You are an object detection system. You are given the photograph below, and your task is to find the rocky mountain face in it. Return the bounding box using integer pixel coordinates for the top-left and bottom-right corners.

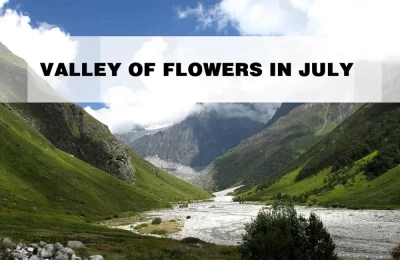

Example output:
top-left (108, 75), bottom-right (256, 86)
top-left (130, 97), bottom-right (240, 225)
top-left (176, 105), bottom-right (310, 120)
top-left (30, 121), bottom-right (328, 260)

top-left (120, 104), bottom-right (270, 180)
top-left (264, 103), bottom-right (303, 128)
top-left (196, 103), bottom-right (358, 191)
top-left (115, 126), bottom-right (162, 144)
top-left (11, 103), bottom-right (137, 184)
top-left (0, 42), bottom-right (136, 184)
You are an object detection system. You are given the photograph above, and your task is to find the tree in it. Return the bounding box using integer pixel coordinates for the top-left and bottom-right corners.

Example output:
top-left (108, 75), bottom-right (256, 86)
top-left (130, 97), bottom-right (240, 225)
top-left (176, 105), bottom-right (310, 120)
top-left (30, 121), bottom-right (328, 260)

top-left (392, 243), bottom-right (400, 260)
top-left (306, 212), bottom-right (337, 260)
top-left (240, 203), bottom-right (337, 260)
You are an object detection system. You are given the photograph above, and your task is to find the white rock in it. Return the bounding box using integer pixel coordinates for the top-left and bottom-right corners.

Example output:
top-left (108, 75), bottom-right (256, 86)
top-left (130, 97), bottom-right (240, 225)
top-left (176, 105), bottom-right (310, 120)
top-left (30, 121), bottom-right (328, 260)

top-left (66, 241), bottom-right (85, 249)
top-left (0, 237), bottom-right (14, 250)
top-left (41, 244), bottom-right (54, 258)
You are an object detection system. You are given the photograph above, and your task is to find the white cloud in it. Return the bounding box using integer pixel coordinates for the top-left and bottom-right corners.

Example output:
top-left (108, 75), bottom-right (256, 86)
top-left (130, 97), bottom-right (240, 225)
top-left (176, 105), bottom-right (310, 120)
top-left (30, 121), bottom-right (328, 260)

top-left (84, 37), bottom-right (203, 133)
top-left (177, 0), bottom-right (400, 38)
top-left (0, 5), bottom-right (78, 91)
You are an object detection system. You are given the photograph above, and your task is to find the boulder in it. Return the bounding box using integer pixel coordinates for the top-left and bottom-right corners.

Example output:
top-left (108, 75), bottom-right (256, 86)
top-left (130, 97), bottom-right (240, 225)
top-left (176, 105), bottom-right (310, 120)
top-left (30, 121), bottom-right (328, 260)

top-left (54, 248), bottom-right (73, 260)
top-left (28, 244), bottom-right (38, 249)
top-left (88, 255), bottom-right (104, 260)
top-left (71, 254), bottom-right (81, 260)
top-left (29, 256), bottom-right (39, 260)
top-left (39, 241), bottom-right (47, 247)
top-left (40, 244), bottom-right (54, 258)
top-left (16, 243), bottom-right (23, 250)
top-left (0, 237), bottom-right (14, 250)
top-left (54, 242), bottom-right (64, 251)
top-left (9, 250), bottom-right (25, 259)
top-left (66, 241), bottom-right (85, 249)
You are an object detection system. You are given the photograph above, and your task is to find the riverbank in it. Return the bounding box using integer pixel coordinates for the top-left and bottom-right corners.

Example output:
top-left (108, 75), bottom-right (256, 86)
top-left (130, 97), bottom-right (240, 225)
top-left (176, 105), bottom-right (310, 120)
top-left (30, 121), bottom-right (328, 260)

top-left (115, 187), bottom-right (400, 259)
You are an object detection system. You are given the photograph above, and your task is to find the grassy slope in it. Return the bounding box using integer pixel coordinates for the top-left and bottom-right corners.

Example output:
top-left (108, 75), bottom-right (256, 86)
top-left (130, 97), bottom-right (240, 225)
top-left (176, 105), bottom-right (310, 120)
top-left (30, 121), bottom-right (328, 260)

top-left (207, 104), bottom-right (356, 191)
top-left (238, 152), bottom-right (400, 209)
top-left (0, 104), bottom-right (211, 220)
top-left (236, 104), bottom-right (400, 209)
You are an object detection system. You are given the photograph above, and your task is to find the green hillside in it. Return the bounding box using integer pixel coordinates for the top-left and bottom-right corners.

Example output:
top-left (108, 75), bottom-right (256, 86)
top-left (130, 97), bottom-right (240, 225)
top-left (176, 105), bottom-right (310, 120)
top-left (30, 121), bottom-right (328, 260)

top-left (237, 104), bottom-right (400, 209)
top-left (0, 104), bottom-right (211, 219)
top-left (198, 103), bottom-right (356, 191)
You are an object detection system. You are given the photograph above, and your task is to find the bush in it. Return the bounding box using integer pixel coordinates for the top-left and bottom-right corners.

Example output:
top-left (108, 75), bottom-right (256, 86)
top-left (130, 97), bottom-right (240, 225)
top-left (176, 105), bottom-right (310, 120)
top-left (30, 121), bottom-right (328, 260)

top-left (240, 203), bottom-right (337, 260)
top-left (134, 223), bottom-right (148, 229)
top-left (392, 243), bottom-right (400, 260)
top-left (151, 229), bottom-right (167, 235)
top-left (151, 217), bottom-right (162, 225)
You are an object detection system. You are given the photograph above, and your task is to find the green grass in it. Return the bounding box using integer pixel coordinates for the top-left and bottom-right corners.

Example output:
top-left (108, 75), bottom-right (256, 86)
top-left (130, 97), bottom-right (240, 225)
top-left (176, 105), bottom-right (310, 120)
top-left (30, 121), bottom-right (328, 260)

top-left (315, 164), bottom-right (400, 209)
top-left (0, 104), bottom-right (211, 220)
top-left (238, 152), bottom-right (400, 209)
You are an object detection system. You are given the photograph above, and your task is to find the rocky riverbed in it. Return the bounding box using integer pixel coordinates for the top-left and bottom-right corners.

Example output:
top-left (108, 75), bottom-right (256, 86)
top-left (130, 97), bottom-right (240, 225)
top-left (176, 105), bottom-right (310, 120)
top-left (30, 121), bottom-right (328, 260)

top-left (117, 186), bottom-right (400, 259)
top-left (0, 238), bottom-right (102, 260)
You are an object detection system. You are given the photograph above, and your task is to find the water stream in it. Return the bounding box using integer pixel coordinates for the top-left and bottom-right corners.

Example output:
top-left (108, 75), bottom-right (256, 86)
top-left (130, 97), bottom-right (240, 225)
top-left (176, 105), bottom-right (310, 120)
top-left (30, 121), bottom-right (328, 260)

top-left (123, 186), bottom-right (400, 258)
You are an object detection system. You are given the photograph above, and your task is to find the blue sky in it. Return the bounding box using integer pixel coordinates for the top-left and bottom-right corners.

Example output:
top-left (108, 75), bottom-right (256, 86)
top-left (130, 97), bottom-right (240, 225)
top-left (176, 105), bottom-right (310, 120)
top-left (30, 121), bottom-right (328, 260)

top-left (6, 0), bottom-right (236, 36)
top-left (5, 0), bottom-right (238, 111)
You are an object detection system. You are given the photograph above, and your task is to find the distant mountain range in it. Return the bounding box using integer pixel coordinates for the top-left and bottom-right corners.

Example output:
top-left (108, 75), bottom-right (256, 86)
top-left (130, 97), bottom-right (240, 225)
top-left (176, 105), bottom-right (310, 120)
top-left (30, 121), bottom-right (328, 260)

top-left (117, 103), bottom-right (276, 180)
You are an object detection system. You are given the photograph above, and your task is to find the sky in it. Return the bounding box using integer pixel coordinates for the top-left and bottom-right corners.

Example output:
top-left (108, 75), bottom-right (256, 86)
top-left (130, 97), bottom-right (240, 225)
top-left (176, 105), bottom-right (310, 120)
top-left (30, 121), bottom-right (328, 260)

top-left (1, 0), bottom-right (400, 133)
top-left (1, 0), bottom-right (235, 36)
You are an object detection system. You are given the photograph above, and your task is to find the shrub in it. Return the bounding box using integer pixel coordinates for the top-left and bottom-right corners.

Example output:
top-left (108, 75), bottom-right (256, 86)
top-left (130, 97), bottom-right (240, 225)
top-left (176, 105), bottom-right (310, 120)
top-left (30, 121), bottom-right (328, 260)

top-left (150, 229), bottom-right (167, 235)
top-left (151, 217), bottom-right (162, 225)
top-left (134, 223), bottom-right (149, 229)
top-left (392, 243), bottom-right (400, 260)
top-left (240, 203), bottom-right (337, 260)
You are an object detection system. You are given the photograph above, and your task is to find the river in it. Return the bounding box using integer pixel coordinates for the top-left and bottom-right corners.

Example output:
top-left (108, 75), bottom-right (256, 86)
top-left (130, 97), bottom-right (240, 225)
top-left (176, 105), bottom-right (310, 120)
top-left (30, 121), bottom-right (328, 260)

top-left (124, 186), bottom-right (400, 259)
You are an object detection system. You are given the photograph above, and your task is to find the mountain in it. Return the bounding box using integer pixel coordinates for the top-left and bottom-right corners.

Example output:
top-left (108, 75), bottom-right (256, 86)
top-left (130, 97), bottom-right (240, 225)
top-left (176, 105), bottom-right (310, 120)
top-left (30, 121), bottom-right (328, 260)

top-left (120, 104), bottom-right (270, 180)
top-left (196, 103), bottom-right (358, 191)
top-left (115, 125), bottom-right (163, 144)
top-left (0, 42), bottom-right (211, 219)
top-left (236, 103), bottom-right (400, 209)
top-left (264, 103), bottom-right (303, 128)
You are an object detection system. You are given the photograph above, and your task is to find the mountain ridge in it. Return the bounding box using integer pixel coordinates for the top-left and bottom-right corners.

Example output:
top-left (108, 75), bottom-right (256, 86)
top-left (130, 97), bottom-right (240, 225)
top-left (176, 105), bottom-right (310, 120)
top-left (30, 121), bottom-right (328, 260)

top-left (195, 103), bottom-right (357, 191)
top-left (120, 104), bottom-right (270, 180)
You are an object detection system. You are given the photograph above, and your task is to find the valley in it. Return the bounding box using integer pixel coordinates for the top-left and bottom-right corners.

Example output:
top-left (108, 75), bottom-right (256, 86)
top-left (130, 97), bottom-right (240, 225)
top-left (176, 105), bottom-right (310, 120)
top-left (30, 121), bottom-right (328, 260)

top-left (0, 39), bottom-right (399, 260)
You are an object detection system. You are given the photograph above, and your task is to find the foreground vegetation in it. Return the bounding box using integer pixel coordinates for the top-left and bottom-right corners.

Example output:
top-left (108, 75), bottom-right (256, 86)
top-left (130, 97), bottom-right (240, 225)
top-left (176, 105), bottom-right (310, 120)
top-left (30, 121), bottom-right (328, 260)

top-left (240, 203), bottom-right (337, 260)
